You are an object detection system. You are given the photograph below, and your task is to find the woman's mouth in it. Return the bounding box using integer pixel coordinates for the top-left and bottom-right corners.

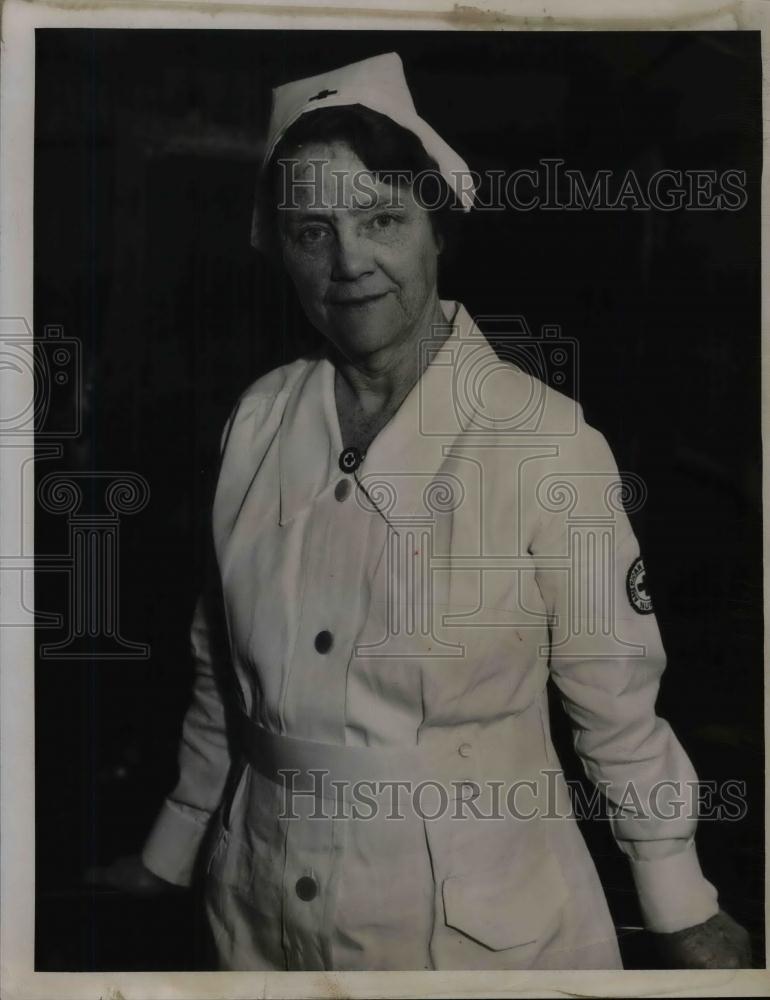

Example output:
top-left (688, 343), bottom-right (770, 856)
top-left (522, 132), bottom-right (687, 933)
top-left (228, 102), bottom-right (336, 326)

top-left (328, 291), bottom-right (389, 307)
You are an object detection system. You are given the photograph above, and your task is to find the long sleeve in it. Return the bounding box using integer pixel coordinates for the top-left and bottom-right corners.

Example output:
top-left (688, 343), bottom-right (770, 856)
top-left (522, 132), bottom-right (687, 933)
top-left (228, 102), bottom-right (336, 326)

top-left (529, 407), bottom-right (719, 933)
top-left (141, 592), bottom-right (233, 887)
top-left (141, 407), bottom-right (242, 887)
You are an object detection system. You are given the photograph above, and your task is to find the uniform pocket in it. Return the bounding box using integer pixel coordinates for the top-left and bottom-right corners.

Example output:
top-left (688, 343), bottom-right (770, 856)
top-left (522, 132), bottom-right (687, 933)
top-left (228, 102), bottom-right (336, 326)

top-left (206, 758), bottom-right (250, 877)
top-left (441, 849), bottom-right (570, 951)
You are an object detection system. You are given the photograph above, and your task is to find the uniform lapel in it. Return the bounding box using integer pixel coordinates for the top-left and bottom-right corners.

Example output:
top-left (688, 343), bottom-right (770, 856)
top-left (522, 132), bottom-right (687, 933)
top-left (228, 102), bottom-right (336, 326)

top-left (278, 355), bottom-right (343, 526)
top-left (351, 301), bottom-right (500, 659)
top-left (277, 301), bottom-right (502, 526)
top-left (356, 301), bottom-right (497, 523)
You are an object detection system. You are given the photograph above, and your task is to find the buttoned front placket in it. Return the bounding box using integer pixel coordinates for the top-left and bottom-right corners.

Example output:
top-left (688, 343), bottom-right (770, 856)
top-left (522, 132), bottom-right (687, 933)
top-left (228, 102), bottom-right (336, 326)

top-left (277, 440), bottom-right (382, 967)
top-left (272, 303), bottom-right (480, 968)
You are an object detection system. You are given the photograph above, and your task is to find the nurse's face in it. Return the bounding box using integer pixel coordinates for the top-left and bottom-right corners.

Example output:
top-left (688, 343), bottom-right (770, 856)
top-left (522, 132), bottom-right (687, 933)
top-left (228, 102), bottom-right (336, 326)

top-left (276, 141), bottom-right (443, 361)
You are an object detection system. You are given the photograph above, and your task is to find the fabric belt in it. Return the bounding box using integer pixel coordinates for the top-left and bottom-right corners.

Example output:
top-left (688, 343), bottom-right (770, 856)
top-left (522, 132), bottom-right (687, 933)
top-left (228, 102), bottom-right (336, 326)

top-left (234, 696), bottom-right (552, 802)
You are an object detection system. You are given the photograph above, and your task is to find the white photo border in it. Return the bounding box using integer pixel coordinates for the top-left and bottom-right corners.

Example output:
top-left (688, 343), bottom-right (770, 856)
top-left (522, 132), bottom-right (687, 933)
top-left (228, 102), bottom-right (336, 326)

top-left (1, 1), bottom-right (767, 997)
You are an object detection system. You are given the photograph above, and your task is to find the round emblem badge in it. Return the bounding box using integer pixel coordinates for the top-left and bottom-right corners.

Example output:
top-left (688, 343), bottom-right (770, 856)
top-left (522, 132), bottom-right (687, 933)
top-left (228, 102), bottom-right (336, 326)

top-left (339, 446), bottom-right (364, 474)
top-left (626, 556), bottom-right (654, 615)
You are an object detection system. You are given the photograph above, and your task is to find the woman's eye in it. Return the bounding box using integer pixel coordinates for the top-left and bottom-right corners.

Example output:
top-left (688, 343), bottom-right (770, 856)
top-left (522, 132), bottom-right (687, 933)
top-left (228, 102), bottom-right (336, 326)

top-left (298, 226), bottom-right (330, 247)
top-left (371, 213), bottom-right (396, 231)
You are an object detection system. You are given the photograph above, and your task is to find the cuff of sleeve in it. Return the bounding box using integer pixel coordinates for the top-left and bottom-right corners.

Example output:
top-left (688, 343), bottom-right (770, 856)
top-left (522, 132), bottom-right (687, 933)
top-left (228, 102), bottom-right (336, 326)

top-left (141, 799), bottom-right (212, 888)
top-left (628, 839), bottom-right (720, 933)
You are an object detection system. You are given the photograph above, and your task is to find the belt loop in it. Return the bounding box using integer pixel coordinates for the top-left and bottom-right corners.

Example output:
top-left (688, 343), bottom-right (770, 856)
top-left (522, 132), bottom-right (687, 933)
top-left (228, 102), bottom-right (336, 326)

top-left (222, 753), bottom-right (249, 832)
top-left (537, 687), bottom-right (555, 767)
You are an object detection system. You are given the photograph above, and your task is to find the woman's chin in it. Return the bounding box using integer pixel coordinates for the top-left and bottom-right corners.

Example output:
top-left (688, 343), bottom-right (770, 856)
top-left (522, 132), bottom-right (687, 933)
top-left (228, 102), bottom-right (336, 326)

top-left (326, 318), bottom-right (402, 360)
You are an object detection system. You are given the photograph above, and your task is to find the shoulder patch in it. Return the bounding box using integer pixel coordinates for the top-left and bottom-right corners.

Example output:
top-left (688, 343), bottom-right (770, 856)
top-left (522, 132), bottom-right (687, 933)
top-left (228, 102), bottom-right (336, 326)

top-left (626, 556), bottom-right (654, 615)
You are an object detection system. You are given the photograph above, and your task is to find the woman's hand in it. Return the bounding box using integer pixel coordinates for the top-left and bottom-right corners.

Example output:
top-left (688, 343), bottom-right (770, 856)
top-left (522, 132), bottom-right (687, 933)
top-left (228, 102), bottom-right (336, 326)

top-left (85, 854), bottom-right (181, 896)
top-left (655, 909), bottom-right (752, 968)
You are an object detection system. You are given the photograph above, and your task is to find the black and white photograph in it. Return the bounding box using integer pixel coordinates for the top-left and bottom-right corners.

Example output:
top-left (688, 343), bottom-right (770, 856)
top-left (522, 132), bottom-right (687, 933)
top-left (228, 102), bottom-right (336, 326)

top-left (0, 3), bottom-right (766, 997)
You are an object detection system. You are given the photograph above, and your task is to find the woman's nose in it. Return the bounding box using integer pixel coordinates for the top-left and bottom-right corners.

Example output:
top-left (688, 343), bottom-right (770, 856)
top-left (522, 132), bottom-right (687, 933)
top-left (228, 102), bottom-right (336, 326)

top-left (330, 229), bottom-right (374, 282)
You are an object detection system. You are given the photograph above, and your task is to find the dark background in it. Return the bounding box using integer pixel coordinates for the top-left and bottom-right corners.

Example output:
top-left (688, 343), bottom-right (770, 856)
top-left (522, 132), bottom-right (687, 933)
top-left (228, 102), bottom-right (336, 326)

top-left (34, 29), bottom-right (763, 970)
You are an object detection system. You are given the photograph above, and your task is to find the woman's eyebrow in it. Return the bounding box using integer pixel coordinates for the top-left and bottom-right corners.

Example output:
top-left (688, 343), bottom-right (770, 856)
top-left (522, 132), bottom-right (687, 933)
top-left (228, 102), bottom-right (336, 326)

top-left (349, 198), bottom-right (408, 214)
top-left (286, 201), bottom-right (408, 222)
top-left (286, 209), bottom-right (336, 224)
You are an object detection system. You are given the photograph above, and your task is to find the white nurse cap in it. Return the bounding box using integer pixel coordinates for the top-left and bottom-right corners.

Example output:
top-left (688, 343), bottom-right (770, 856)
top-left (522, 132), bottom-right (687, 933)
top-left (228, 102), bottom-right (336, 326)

top-left (251, 51), bottom-right (475, 248)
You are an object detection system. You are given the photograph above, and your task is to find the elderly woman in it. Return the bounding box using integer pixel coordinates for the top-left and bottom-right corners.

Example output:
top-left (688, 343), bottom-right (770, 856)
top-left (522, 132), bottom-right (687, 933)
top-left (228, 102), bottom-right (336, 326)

top-left (132, 53), bottom-right (749, 971)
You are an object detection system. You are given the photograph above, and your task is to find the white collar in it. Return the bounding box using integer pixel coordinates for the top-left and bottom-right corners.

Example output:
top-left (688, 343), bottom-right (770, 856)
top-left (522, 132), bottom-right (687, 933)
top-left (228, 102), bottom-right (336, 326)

top-left (277, 300), bottom-right (500, 525)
